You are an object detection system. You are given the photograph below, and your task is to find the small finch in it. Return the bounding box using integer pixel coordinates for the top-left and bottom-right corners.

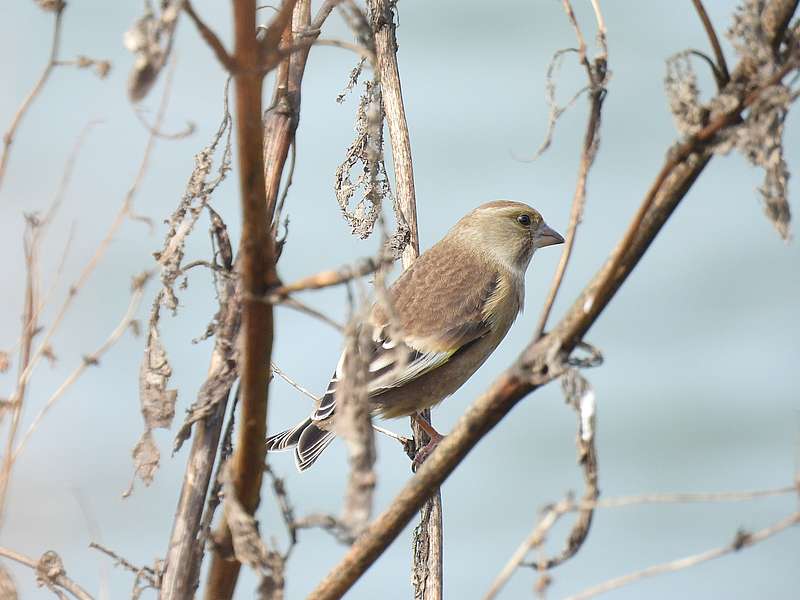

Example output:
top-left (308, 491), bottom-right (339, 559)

top-left (267, 200), bottom-right (564, 471)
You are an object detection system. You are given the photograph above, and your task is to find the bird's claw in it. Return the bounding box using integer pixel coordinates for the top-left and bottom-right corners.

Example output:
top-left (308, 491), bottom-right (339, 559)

top-left (411, 434), bottom-right (444, 472)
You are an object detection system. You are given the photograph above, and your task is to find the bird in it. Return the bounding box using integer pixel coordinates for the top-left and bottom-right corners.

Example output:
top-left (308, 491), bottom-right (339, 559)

top-left (267, 200), bottom-right (564, 471)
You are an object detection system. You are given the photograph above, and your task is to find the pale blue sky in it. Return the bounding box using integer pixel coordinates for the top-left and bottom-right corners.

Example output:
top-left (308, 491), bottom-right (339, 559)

top-left (1, 1), bottom-right (798, 598)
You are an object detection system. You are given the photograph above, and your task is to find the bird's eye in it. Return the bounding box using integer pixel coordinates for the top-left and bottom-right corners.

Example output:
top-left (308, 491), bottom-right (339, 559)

top-left (516, 214), bottom-right (531, 227)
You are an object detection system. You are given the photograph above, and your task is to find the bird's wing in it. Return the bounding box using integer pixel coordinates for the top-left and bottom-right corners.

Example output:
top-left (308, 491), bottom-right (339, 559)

top-left (310, 247), bottom-right (501, 421)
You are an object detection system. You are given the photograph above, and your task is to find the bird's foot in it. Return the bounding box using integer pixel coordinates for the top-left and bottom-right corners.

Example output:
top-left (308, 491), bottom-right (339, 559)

top-left (411, 432), bottom-right (444, 472)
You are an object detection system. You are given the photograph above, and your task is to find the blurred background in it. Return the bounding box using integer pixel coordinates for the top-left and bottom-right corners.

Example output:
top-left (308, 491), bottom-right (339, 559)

top-left (1, 1), bottom-right (798, 598)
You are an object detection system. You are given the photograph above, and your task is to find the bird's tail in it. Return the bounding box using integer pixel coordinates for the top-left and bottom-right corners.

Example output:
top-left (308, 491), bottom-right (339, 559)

top-left (266, 417), bottom-right (336, 472)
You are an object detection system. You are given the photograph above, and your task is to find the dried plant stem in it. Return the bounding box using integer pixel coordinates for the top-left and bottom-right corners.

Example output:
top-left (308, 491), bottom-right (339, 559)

top-left (0, 3), bottom-right (65, 191)
top-left (0, 59), bottom-right (171, 520)
top-left (307, 3), bottom-right (799, 597)
top-left (535, 0), bottom-right (607, 340)
top-left (0, 546), bottom-right (94, 600)
top-left (203, 1), bottom-right (279, 597)
top-left (366, 0), bottom-right (441, 596)
top-left (691, 0), bottom-right (730, 86)
top-left (13, 273), bottom-right (150, 461)
top-left (484, 497), bottom-right (572, 600)
top-left (565, 512), bottom-right (800, 600)
top-left (270, 255), bottom-right (386, 297)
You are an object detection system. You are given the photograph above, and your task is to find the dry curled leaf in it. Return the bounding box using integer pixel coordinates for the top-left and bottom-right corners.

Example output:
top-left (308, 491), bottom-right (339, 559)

top-left (664, 0), bottom-right (796, 239)
top-left (132, 430), bottom-right (160, 487)
top-left (140, 322), bottom-right (177, 430)
top-left (0, 350), bottom-right (10, 373)
top-left (124, 1), bottom-right (182, 102)
top-left (335, 79), bottom-right (392, 239)
top-left (221, 465), bottom-right (286, 598)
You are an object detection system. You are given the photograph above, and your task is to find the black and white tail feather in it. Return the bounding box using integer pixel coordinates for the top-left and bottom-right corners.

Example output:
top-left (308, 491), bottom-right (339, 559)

top-left (266, 322), bottom-right (458, 472)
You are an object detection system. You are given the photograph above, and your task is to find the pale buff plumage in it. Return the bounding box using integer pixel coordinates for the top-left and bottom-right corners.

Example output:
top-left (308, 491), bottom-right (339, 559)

top-left (267, 200), bottom-right (564, 471)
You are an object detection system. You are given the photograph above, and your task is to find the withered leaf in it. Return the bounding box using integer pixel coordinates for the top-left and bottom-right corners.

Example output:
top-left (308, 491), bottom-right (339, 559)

top-left (132, 430), bottom-right (160, 487)
top-left (139, 323), bottom-right (177, 430)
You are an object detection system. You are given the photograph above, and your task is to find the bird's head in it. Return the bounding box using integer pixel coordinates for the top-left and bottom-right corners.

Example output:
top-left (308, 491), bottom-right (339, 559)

top-left (450, 200), bottom-right (564, 273)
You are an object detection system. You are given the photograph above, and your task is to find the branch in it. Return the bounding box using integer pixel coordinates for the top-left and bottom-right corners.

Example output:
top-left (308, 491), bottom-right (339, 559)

top-left (484, 368), bottom-right (599, 600)
top-left (13, 272), bottom-right (152, 461)
top-left (0, 546), bottom-right (93, 600)
top-left (306, 2), bottom-right (800, 597)
top-left (183, 0), bottom-right (236, 72)
top-left (565, 512), bottom-right (800, 600)
top-left (691, 0), bottom-right (730, 87)
top-left (269, 255), bottom-right (387, 297)
top-left (535, 0), bottom-right (608, 340)
top-left (0, 3), bottom-right (65, 191)
top-left (203, 0), bottom-right (275, 597)
top-left (365, 0), bottom-right (440, 595)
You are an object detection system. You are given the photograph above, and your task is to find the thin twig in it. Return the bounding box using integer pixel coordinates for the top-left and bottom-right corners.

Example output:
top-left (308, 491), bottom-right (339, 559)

top-left (535, 0), bottom-right (607, 340)
top-left (88, 542), bottom-right (159, 590)
top-left (565, 512), bottom-right (800, 600)
top-left (691, 0), bottom-right (730, 87)
top-left (276, 296), bottom-right (345, 331)
top-left (13, 272), bottom-right (152, 461)
top-left (0, 546), bottom-right (94, 600)
top-left (184, 0), bottom-right (236, 71)
top-left (271, 362), bottom-right (319, 401)
top-left (0, 3), bottom-right (65, 191)
top-left (0, 59), bottom-right (173, 517)
top-left (314, 38), bottom-right (376, 63)
top-left (269, 255), bottom-right (387, 297)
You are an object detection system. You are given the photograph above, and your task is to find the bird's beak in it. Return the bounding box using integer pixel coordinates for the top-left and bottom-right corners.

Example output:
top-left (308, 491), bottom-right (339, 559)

top-left (537, 222), bottom-right (565, 248)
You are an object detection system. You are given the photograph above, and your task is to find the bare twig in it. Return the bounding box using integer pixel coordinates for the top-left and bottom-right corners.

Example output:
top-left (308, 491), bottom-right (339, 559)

top-left (277, 296), bottom-right (345, 331)
top-left (184, 0), bottom-right (236, 71)
top-left (203, 1), bottom-right (299, 597)
top-left (364, 0), bottom-right (439, 595)
top-left (484, 369), bottom-right (599, 600)
top-left (0, 59), bottom-right (173, 517)
top-left (535, 0), bottom-right (608, 340)
top-left (0, 3), bottom-right (65, 191)
top-left (89, 542), bottom-right (160, 598)
top-left (13, 272), bottom-right (151, 461)
top-left (691, 0), bottom-right (730, 87)
top-left (0, 546), bottom-right (94, 600)
top-left (587, 485), bottom-right (799, 509)
top-left (269, 255), bottom-right (387, 297)
top-left (314, 37), bottom-right (376, 63)
top-left (306, 3), bottom-right (799, 597)
top-left (270, 362), bottom-right (319, 401)
top-left (565, 512), bottom-right (800, 600)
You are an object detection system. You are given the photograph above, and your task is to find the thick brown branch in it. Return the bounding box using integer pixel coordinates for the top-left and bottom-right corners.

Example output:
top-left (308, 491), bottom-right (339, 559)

top-left (203, 0), bottom-right (275, 598)
top-left (307, 3), bottom-right (799, 597)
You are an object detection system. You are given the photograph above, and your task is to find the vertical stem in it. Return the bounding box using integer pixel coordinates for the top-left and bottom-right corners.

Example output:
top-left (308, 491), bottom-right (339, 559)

top-left (204, 0), bottom-right (275, 597)
top-left (368, 1), bottom-right (442, 598)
